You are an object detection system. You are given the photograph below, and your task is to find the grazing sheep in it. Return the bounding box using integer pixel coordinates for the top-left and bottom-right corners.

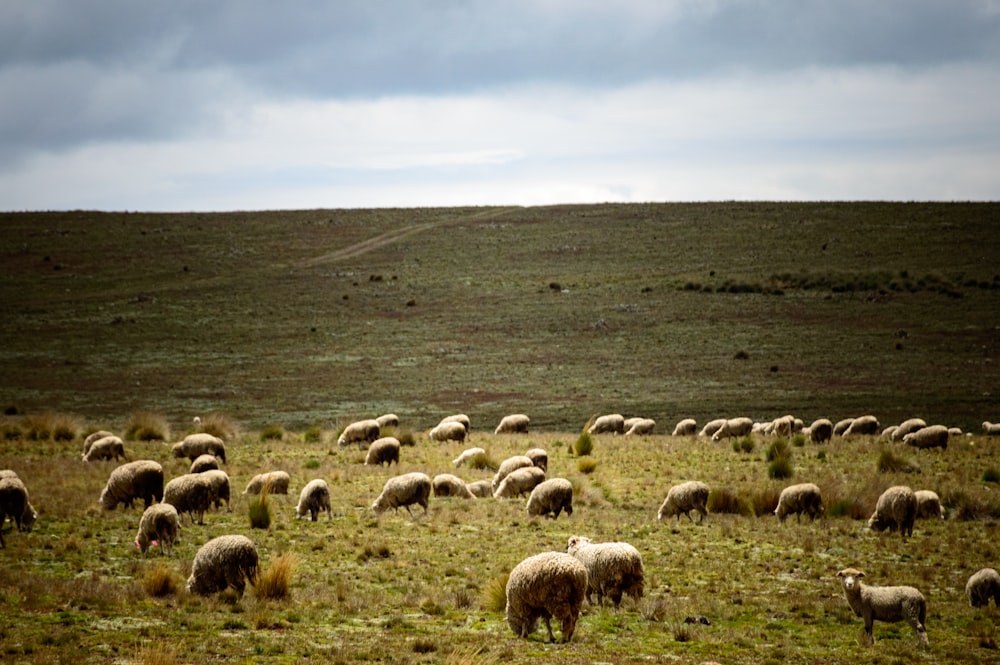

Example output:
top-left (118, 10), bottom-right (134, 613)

top-left (492, 455), bottom-right (535, 493)
top-left (774, 483), bottom-right (824, 523)
top-left (966, 568), bottom-right (1000, 608)
top-left (452, 447), bottom-right (489, 469)
top-left (804, 418), bottom-right (833, 444)
top-left (201, 469), bottom-right (231, 511)
top-left (81, 435), bottom-right (127, 462)
top-left (243, 470), bottom-right (290, 495)
top-left (566, 536), bottom-right (644, 607)
top-left (771, 415), bottom-right (796, 437)
top-left (698, 418), bottom-right (727, 438)
top-left (82, 430), bottom-right (115, 457)
top-left (914, 490), bottom-right (944, 519)
top-left (0, 469), bottom-right (17, 480)
top-left (0, 477), bottom-right (38, 548)
top-left (428, 420), bottom-right (467, 443)
top-left (983, 421), bottom-right (1000, 436)
top-left (433, 473), bottom-right (475, 498)
top-left (375, 413), bottom-right (399, 429)
top-left (657, 481), bottom-right (710, 523)
top-left (903, 424), bottom-right (949, 450)
top-left (99, 460), bottom-right (164, 511)
top-left (494, 466), bottom-right (546, 499)
top-left (466, 479), bottom-right (493, 498)
top-left (440, 413), bottom-right (471, 432)
top-left (364, 437), bottom-right (400, 467)
top-left (868, 486), bottom-right (917, 538)
top-left (163, 473), bottom-right (214, 525)
top-left (588, 414), bottom-right (625, 435)
top-left (948, 426), bottom-right (963, 437)
top-left (880, 425), bottom-right (898, 441)
top-left (836, 567), bottom-right (928, 646)
top-left (892, 418), bottom-right (927, 442)
top-left (296, 478), bottom-right (332, 521)
top-left (625, 418), bottom-right (656, 437)
top-left (337, 419), bottom-right (381, 448)
top-left (134, 503), bottom-right (180, 556)
top-left (843, 415), bottom-right (880, 437)
top-left (672, 418), bottom-right (697, 436)
top-left (372, 472), bottom-right (431, 515)
top-left (712, 417), bottom-right (754, 442)
top-left (527, 478), bottom-right (574, 519)
top-left (505, 551), bottom-right (588, 643)
top-left (525, 448), bottom-right (548, 472)
top-left (186, 534), bottom-right (260, 597)
top-left (172, 433), bottom-right (226, 463)
top-left (189, 454), bottom-right (220, 474)
top-left (495, 414), bottom-right (530, 434)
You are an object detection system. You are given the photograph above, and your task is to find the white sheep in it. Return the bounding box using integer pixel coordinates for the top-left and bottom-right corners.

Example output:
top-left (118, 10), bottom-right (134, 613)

top-left (505, 551), bottom-right (589, 643)
top-left (243, 470), bottom-right (291, 495)
top-left (432, 473), bottom-right (475, 498)
top-left (296, 478), bottom-right (332, 521)
top-left (495, 414), bottom-right (530, 434)
top-left (440, 413), bottom-right (471, 431)
top-left (172, 433), bottom-right (226, 463)
top-left (371, 472), bottom-right (431, 516)
top-left (82, 435), bottom-right (127, 463)
top-left (903, 424), bottom-right (949, 450)
top-left (493, 466), bottom-right (546, 499)
top-left (868, 485), bottom-right (917, 538)
top-left (491, 455), bottom-right (534, 493)
top-left (833, 417), bottom-right (855, 436)
top-left (804, 418), bottom-right (833, 444)
top-left (892, 418), bottom-right (927, 442)
top-left (566, 536), bottom-right (644, 607)
top-left (201, 469), bottom-right (231, 511)
top-left (134, 503), bottom-right (180, 556)
top-left (526, 478), bottom-right (574, 519)
top-left (843, 415), bottom-right (880, 437)
top-left (375, 413), bottom-right (399, 429)
top-left (186, 534), bottom-right (260, 597)
top-left (364, 437), bottom-right (400, 467)
top-left (836, 567), bottom-right (928, 646)
top-left (983, 421), bottom-right (1000, 436)
top-left (774, 483), bottom-right (824, 523)
top-left (337, 419), bottom-right (381, 448)
top-left (466, 480), bottom-right (493, 498)
top-left (770, 414), bottom-right (796, 437)
top-left (99, 460), bottom-right (164, 511)
top-left (428, 420), bottom-right (467, 443)
top-left (880, 425), bottom-right (898, 441)
top-left (588, 414), bottom-right (625, 435)
top-left (913, 490), bottom-right (944, 520)
top-left (189, 454), bottom-right (220, 474)
top-left (525, 448), bottom-right (548, 472)
top-left (82, 430), bottom-right (115, 457)
top-left (163, 473), bottom-right (214, 525)
top-left (712, 417), bottom-right (753, 442)
top-left (0, 476), bottom-right (38, 548)
top-left (966, 568), bottom-right (1000, 608)
top-left (452, 447), bottom-right (489, 469)
top-left (698, 418), bottom-right (726, 438)
top-left (657, 481), bottom-right (710, 523)
top-left (624, 418), bottom-right (656, 437)
top-left (671, 418), bottom-right (697, 436)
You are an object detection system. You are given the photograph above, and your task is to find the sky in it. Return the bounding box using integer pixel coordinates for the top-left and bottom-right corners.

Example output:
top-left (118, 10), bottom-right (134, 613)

top-left (2, 0), bottom-right (999, 211)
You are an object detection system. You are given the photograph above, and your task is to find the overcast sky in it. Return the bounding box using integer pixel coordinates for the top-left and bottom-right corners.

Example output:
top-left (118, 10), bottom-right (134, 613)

top-left (2, 0), bottom-right (999, 211)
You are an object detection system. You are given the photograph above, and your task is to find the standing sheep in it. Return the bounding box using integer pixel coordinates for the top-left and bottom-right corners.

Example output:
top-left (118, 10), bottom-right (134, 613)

top-left (672, 418), bottom-right (697, 436)
top-left (0, 476), bottom-right (38, 548)
top-left (493, 466), bottom-right (546, 499)
top-left (505, 551), bottom-right (589, 643)
top-left (566, 536), bottom-right (644, 607)
top-left (588, 414), bottom-right (625, 435)
top-left (868, 486), bottom-right (917, 538)
top-left (201, 469), bottom-right (231, 511)
top-left (134, 503), bottom-right (180, 556)
top-left (364, 437), bottom-right (401, 467)
top-left (495, 414), bottom-right (530, 434)
top-left (296, 478), bottom-right (332, 521)
top-left (525, 448), bottom-right (548, 472)
top-left (428, 420), bottom-right (467, 443)
top-left (452, 447), bottom-right (489, 469)
top-left (966, 568), bottom-right (1000, 608)
top-left (657, 481), bottom-right (710, 523)
top-left (983, 421), bottom-right (1000, 436)
top-left (712, 417), bottom-right (754, 442)
top-left (624, 418), bottom-right (656, 437)
top-left (186, 534), bottom-right (260, 597)
top-left (371, 472), bottom-right (432, 516)
top-left (82, 435), bottom-right (127, 462)
top-left (914, 490), bottom-right (944, 520)
top-left (804, 418), bottom-right (833, 444)
top-left (492, 455), bottom-right (534, 493)
top-left (337, 419), bottom-right (381, 447)
top-left (163, 473), bottom-right (214, 525)
top-left (466, 480), bottom-right (493, 498)
top-left (432, 473), bottom-right (475, 498)
top-left (189, 454), bottom-right (220, 474)
top-left (774, 483), bottom-right (824, 523)
top-left (172, 433), bottom-right (227, 463)
top-left (843, 415), bottom-right (880, 437)
top-left (99, 460), bottom-right (164, 511)
top-left (243, 470), bottom-right (291, 495)
top-left (82, 430), bottom-right (115, 457)
top-left (375, 413), bottom-right (399, 429)
top-left (527, 478), bottom-right (574, 519)
top-left (836, 567), bottom-right (928, 646)
top-left (903, 425), bottom-right (949, 450)
top-left (439, 413), bottom-right (471, 432)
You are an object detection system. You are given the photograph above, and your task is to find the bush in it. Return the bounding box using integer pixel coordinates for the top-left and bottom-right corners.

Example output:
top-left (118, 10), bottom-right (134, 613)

top-left (260, 425), bottom-right (284, 442)
top-left (255, 552), bottom-right (296, 600)
top-left (303, 425), bottom-right (322, 444)
top-left (574, 431), bottom-right (594, 457)
top-left (733, 436), bottom-right (754, 454)
top-left (768, 457), bottom-right (794, 480)
top-left (124, 411), bottom-right (170, 442)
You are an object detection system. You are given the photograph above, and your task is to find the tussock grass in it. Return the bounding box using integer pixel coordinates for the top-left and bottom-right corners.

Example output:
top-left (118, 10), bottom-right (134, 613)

top-left (255, 552), bottom-right (297, 600)
top-left (574, 431), bottom-right (594, 456)
top-left (259, 424), bottom-right (285, 442)
top-left (143, 563), bottom-right (179, 597)
top-left (21, 411), bottom-right (81, 441)
top-left (124, 411), bottom-right (170, 442)
top-left (195, 412), bottom-right (239, 440)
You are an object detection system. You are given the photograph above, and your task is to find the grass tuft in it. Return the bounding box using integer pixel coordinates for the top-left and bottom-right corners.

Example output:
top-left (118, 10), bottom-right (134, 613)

top-left (877, 449), bottom-right (919, 474)
top-left (983, 468), bottom-right (1000, 483)
top-left (577, 456), bottom-right (598, 474)
top-left (574, 431), bottom-right (594, 456)
top-left (259, 424), bottom-right (285, 442)
top-left (22, 411), bottom-right (82, 441)
top-left (480, 573), bottom-right (508, 613)
top-left (255, 552), bottom-right (296, 600)
top-left (196, 412), bottom-right (239, 440)
top-left (708, 488), bottom-right (751, 516)
top-left (125, 411), bottom-right (170, 441)
top-left (143, 563), bottom-right (178, 597)
top-left (248, 486), bottom-right (272, 529)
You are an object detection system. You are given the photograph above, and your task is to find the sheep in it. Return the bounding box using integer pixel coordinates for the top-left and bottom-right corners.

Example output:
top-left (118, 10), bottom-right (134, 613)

top-left (82, 435), bottom-right (127, 463)
top-left (99, 460), bottom-right (164, 511)
top-left (492, 455), bottom-right (534, 493)
top-left (843, 415), bottom-right (880, 437)
top-left (337, 419), bottom-right (380, 447)
top-left (657, 481), bottom-right (710, 523)
top-left (983, 421), bottom-right (1000, 436)
top-left (903, 424), bottom-right (949, 450)
top-left (624, 418), bottom-right (656, 437)
top-left (966, 568), bottom-right (1000, 608)
top-left (172, 433), bottom-right (226, 463)
top-left (364, 437), bottom-right (400, 467)
top-left (525, 448), bottom-right (548, 472)
top-left (774, 483), bottom-right (824, 523)
top-left (836, 567), bottom-right (928, 646)
top-left (243, 470), bottom-right (290, 495)
top-left (440, 413), bottom-right (471, 432)
top-left (186, 534), bottom-right (260, 597)
top-left (495, 414), bottom-right (530, 434)
top-left (201, 469), bottom-right (231, 511)
top-left (868, 485), bottom-right (917, 538)
top-left (913, 490), bottom-right (944, 519)
top-left (712, 417), bottom-right (753, 442)
top-left (163, 473), bottom-right (214, 525)
top-left (505, 551), bottom-right (588, 643)
top-left (566, 536), bottom-right (644, 607)
top-left (375, 413), bottom-right (399, 429)
top-left (494, 466), bottom-right (546, 499)
top-left (372, 472), bottom-right (431, 515)
top-left (526, 478), bottom-right (574, 519)
top-left (428, 420), bottom-right (467, 443)
top-left (880, 425), bottom-right (898, 441)
top-left (698, 418), bottom-right (727, 438)
top-left (948, 426), bottom-right (963, 437)
top-left (466, 479), bottom-right (493, 498)
top-left (134, 503), bottom-right (180, 556)
top-left (0, 476), bottom-right (38, 548)
top-left (803, 418), bottom-right (833, 444)
top-left (588, 414), bottom-right (624, 435)
top-left (771, 415), bottom-right (796, 438)
top-left (432, 473), bottom-right (475, 498)
top-left (453, 447), bottom-right (489, 469)
top-left (189, 454), bottom-right (220, 474)
top-left (82, 430), bottom-right (115, 457)
top-left (892, 418), bottom-right (927, 442)
top-left (296, 478), bottom-right (332, 521)
top-left (672, 418), bottom-right (697, 436)
top-left (0, 469), bottom-right (18, 480)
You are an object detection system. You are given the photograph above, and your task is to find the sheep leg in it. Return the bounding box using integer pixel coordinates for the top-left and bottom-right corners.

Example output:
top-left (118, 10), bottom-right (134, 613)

top-left (542, 616), bottom-right (556, 643)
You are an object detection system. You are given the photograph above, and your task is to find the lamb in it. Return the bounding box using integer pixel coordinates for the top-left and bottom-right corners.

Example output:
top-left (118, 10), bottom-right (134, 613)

top-left (371, 472), bottom-right (431, 515)
top-left (526, 478), bottom-right (574, 518)
top-left (243, 470), bottom-right (290, 495)
top-left (495, 414), bottom-right (530, 434)
top-left (712, 417), bottom-right (754, 442)
top-left (698, 418), bottom-right (726, 438)
top-left (892, 418), bottom-right (927, 442)
top-left (364, 437), bottom-right (400, 467)
top-left (836, 567), bottom-right (928, 646)
top-left (868, 485), bottom-right (917, 538)
top-left (672, 418), bottom-right (697, 436)
top-left (296, 478), bottom-right (332, 521)
top-left (843, 415), bottom-right (880, 437)
top-left (82, 430), bottom-right (115, 457)
top-left (588, 414), bottom-right (625, 435)
top-left (440, 413), bottom-right (471, 432)
top-left (163, 473), bottom-right (214, 525)
top-left (337, 419), bottom-right (381, 447)
top-left (966, 568), bottom-right (1000, 608)
top-left (903, 424), bottom-right (949, 450)
top-left (453, 447), bottom-right (489, 469)
top-left (428, 420), bottom-right (467, 443)
top-left (186, 534), bottom-right (260, 597)
top-left (466, 480), bottom-right (493, 498)
top-left (493, 466), bottom-right (546, 499)
top-left (491, 455), bottom-right (535, 493)
top-left (525, 448), bottom-right (548, 472)
top-left (505, 551), bottom-right (588, 643)
top-left (82, 435), bottom-right (127, 462)
top-left (200, 469), bottom-right (231, 511)
top-left (134, 503), bottom-right (180, 556)
top-left (432, 473), bottom-right (475, 498)
top-left (804, 418), bottom-right (833, 444)
top-left (774, 483), bottom-right (824, 523)
top-left (657, 481), bottom-right (710, 523)
top-left (375, 413), bottom-right (399, 429)
top-left (189, 454), bottom-right (220, 474)
top-left (0, 476), bottom-right (38, 548)
top-left (99, 460), bottom-right (164, 510)
top-left (913, 490), bottom-right (944, 520)
top-left (983, 421), bottom-right (1000, 436)
top-left (624, 418), bottom-right (656, 437)
top-left (172, 433), bottom-right (227, 463)
top-left (566, 536), bottom-right (644, 607)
